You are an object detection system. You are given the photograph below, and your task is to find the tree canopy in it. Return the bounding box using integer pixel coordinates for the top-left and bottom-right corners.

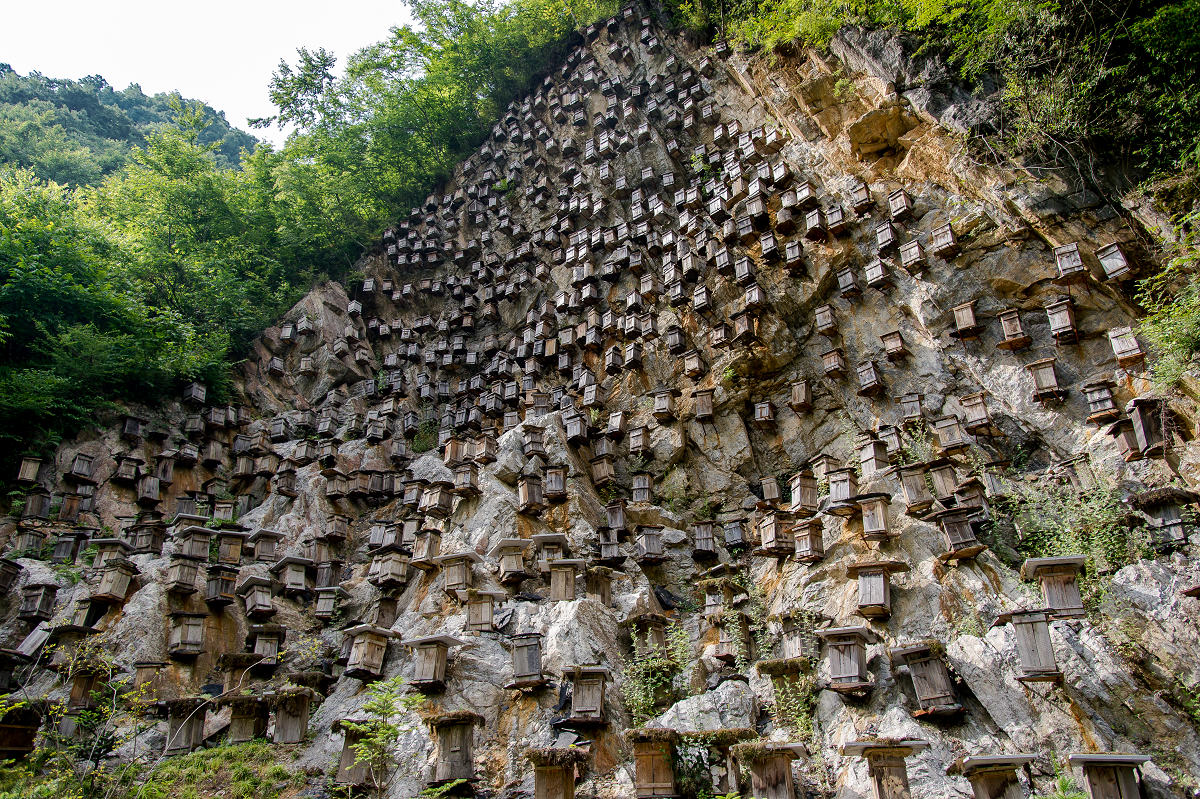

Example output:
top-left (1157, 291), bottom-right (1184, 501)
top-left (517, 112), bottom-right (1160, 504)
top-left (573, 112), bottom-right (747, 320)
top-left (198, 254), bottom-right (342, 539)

top-left (0, 64), bottom-right (257, 186)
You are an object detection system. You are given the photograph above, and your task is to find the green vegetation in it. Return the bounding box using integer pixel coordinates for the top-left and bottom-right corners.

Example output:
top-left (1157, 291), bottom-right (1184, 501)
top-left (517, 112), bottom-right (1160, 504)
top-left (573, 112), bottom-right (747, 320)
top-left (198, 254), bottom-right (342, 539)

top-left (896, 422), bottom-right (934, 466)
top-left (337, 676), bottom-right (424, 797)
top-left (769, 672), bottom-right (818, 738)
top-left (672, 0), bottom-right (1200, 177)
top-left (412, 419), bottom-right (440, 453)
top-left (620, 621), bottom-right (692, 724)
top-left (1177, 677), bottom-right (1200, 728)
top-left (0, 740), bottom-right (303, 799)
top-left (0, 629), bottom-right (307, 799)
top-left (672, 736), bottom-right (745, 799)
top-left (251, 0), bottom-right (619, 251)
top-left (0, 65), bottom-right (255, 186)
top-left (729, 569), bottom-right (771, 672)
top-left (694, 499), bottom-right (719, 520)
top-left (417, 779), bottom-right (472, 799)
top-left (1002, 474), bottom-right (1143, 605)
top-left (1031, 769), bottom-right (1088, 799)
top-left (0, 114), bottom-right (306, 471)
top-left (1139, 209), bottom-right (1200, 386)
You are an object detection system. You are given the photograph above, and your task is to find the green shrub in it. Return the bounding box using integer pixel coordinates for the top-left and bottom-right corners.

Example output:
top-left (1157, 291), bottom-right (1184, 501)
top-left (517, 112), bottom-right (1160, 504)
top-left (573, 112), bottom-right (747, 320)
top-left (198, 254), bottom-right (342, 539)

top-left (620, 622), bottom-right (692, 725)
top-left (412, 419), bottom-right (440, 453)
top-left (1002, 474), bottom-right (1143, 605)
top-left (1139, 209), bottom-right (1200, 386)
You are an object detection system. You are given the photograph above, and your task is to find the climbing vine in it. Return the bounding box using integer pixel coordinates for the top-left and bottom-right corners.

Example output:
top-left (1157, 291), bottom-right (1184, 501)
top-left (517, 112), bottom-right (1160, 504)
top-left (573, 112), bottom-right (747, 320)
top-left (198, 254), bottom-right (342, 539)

top-left (766, 672), bottom-right (833, 793)
top-left (769, 673), bottom-right (817, 739)
top-left (1000, 474), bottom-right (1145, 605)
top-left (673, 735), bottom-right (716, 799)
top-left (668, 622), bottom-right (693, 672)
top-left (729, 570), bottom-right (771, 673)
top-left (621, 622), bottom-right (692, 725)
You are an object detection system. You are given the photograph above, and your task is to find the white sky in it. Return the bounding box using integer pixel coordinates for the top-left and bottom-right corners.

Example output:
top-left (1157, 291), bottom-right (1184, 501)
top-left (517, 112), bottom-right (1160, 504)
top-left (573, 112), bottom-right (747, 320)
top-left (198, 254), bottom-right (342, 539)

top-left (1, 0), bottom-right (415, 148)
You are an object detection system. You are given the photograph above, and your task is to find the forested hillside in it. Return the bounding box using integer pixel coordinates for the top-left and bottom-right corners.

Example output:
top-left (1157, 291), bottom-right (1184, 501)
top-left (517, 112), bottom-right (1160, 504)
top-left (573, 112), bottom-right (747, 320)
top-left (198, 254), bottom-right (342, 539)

top-left (2, 0), bottom-right (1200, 487)
top-left (0, 65), bottom-right (257, 186)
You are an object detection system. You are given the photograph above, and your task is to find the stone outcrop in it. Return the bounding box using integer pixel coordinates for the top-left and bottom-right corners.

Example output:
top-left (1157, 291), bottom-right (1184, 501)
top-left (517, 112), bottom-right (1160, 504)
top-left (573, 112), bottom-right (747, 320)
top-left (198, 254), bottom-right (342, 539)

top-left (3, 6), bottom-right (1199, 799)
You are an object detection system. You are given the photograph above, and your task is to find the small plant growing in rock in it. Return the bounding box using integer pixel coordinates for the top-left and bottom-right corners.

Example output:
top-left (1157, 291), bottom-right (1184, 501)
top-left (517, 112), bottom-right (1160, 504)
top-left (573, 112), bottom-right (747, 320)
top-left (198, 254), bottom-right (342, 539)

top-left (280, 633), bottom-right (324, 669)
top-left (598, 480), bottom-right (624, 504)
top-left (689, 150), bottom-right (713, 176)
top-left (412, 419), bottom-right (439, 453)
top-left (1175, 678), bottom-right (1200, 727)
top-left (341, 675), bottom-right (424, 798)
top-left (51, 561), bottom-right (83, 586)
top-left (415, 778), bottom-right (470, 799)
top-left (1031, 772), bottom-right (1088, 799)
top-left (833, 76), bottom-right (857, 102)
top-left (896, 423), bottom-right (934, 465)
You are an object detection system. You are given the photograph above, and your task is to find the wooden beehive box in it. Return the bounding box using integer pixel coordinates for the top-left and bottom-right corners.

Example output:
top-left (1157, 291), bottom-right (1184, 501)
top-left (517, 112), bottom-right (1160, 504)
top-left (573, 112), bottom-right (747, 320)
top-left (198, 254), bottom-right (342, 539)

top-left (840, 740), bottom-right (929, 799)
top-left (408, 635), bottom-right (465, 692)
top-left (429, 712), bottom-right (484, 785)
top-left (1066, 754), bottom-right (1150, 799)
top-left (889, 642), bottom-right (963, 718)
top-left (563, 665), bottom-right (611, 726)
top-left (993, 609), bottom-right (1060, 683)
top-left (344, 623), bottom-right (399, 681)
top-left (1020, 556), bottom-right (1086, 618)
top-left (731, 741), bottom-right (808, 799)
top-left (627, 728), bottom-right (680, 798)
top-left (947, 754), bottom-right (1037, 799)
top-left (816, 626), bottom-right (877, 695)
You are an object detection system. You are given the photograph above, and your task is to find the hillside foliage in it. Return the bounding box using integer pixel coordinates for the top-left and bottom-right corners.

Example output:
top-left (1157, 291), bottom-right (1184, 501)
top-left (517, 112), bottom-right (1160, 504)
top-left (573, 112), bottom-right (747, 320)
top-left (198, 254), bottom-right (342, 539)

top-left (0, 65), bottom-right (255, 186)
top-left (0, 739), bottom-right (302, 799)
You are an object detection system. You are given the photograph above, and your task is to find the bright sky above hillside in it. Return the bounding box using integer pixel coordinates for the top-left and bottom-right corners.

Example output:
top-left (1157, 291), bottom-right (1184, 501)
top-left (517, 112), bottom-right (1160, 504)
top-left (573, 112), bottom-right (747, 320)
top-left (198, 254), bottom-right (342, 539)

top-left (1, 0), bottom-right (413, 147)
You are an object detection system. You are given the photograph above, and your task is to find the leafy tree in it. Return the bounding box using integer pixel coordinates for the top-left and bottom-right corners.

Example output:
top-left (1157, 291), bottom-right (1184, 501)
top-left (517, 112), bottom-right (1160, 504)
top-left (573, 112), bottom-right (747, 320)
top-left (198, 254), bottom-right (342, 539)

top-left (252, 47), bottom-right (339, 131)
top-left (89, 101), bottom-right (300, 351)
top-left (338, 676), bottom-right (424, 797)
top-left (0, 167), bottom-right (161, 457)
top-left (0, 102), bottom-right (290, 471)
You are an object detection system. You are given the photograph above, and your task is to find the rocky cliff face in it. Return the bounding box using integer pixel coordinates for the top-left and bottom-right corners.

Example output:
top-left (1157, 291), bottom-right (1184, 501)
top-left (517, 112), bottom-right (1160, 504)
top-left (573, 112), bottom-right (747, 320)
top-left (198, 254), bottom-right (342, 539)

top-left (5, 8), bottom-right (1200, 799)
